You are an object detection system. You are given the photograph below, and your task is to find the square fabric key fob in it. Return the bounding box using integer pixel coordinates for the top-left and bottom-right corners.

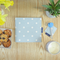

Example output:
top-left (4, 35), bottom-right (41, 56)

top-left (45, 26), bottom-right (57, 36)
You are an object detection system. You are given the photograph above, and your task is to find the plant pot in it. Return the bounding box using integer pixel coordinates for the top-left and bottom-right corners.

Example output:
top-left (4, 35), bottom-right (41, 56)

top-left (0, 8), bottom-right (4, 15)
top-left (46, 11), bottom-right (55, 18)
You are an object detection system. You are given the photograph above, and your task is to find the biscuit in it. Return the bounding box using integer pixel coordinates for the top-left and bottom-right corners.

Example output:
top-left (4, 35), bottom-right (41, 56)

top-left (0, 34), bottom-right (8, 42)
top-left (2, 39), bottom-right (11, 48)
top-left (0, 30), bottom-right (3, 36)
top-left (3, 29), bottom-right (12, 38)
top-left (0, 42), bottom-right (2, 45)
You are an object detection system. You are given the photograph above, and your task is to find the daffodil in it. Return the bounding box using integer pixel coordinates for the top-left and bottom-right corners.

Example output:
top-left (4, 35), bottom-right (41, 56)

top-left (0, 0), bottom-right (14, 11)
top-left (0, 0), bottom-right (5, 1)
top-left (0, 11), bottom-right (8, 25)
top-left (4, 1), bottom-right (14, 11)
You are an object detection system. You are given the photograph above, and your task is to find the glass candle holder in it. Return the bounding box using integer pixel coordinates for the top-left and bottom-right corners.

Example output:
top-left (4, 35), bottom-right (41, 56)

top-left (0, 8), bottom-right (4, 15)
top-left (46, 41), bottom-right (60, 55)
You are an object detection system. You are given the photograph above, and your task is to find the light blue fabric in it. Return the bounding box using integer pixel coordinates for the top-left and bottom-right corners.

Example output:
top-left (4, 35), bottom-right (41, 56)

top-left (45, 26), bottom-right (57, 35)
top-left (15, 18), bottom-right (42, 42)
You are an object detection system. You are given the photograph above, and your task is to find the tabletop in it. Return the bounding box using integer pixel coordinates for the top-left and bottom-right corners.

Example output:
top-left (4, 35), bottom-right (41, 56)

top-left (0, 0), bottom-right (60, 60)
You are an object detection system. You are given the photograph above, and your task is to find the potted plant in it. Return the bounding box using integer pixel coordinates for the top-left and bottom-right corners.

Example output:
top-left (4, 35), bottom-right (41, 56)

top-left (43, 0), bottom-right (60, 18)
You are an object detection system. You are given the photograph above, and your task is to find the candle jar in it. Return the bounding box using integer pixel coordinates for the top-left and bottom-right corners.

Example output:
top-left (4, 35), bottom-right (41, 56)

top-left (0, 8), bottom-right (4, 15)
top-left (46, 41), bottom-right (60, 55)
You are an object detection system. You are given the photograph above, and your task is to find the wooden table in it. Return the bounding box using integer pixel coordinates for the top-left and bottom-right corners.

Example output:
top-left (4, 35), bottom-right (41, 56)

top-left (0, 0), bottom-right (60, 60)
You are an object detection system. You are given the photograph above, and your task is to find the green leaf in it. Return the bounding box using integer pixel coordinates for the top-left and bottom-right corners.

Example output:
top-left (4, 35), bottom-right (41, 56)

top-left (55, 0), bottom-right (60, 7)
top-left (58, 13), bottom-right (60, 15)
top-left (55, 5), bottom-right (60, 10)
top-left (49, 0), bottom-right (54, 6)
top-left (55, 4), bottom-right (60, 7)
top-left (42, 5), bottom-right (52, 9)
top-left (49, 3), bottom-right (52, 6)
top-left (45, 9), bottom-right (49, 11)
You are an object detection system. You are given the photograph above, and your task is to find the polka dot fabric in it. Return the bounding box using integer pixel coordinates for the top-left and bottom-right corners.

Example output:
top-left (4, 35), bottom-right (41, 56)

top-left (15, 18), bottom-right (42, 42)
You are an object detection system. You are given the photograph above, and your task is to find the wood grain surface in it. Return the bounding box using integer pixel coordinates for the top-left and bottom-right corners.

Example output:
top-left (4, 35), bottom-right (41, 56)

top-left (0, 0), bottom-right (60, 60)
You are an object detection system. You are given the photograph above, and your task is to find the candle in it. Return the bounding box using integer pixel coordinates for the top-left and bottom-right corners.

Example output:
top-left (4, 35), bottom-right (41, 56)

top-left (46, 41), bottom-right (60, 54)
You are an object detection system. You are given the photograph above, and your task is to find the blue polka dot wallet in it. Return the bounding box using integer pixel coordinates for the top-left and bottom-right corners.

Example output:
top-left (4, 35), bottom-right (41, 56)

top-left (15, 18), bottom-right (42, 42)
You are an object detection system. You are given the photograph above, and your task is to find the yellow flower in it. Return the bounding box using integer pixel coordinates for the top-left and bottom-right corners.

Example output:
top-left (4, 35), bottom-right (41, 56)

top-left (4, 1), bottom-right (14, 11)
top-left (0, 0), bottom-right (6, 4)
top-left (0, 0), bottom-right (14, 11)
top-left (0, 11), bottom-right (8, 25)
top-left (0, 0), bottom-right (5, 1)
top-left (0, 18), bottom-right (5, 25)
